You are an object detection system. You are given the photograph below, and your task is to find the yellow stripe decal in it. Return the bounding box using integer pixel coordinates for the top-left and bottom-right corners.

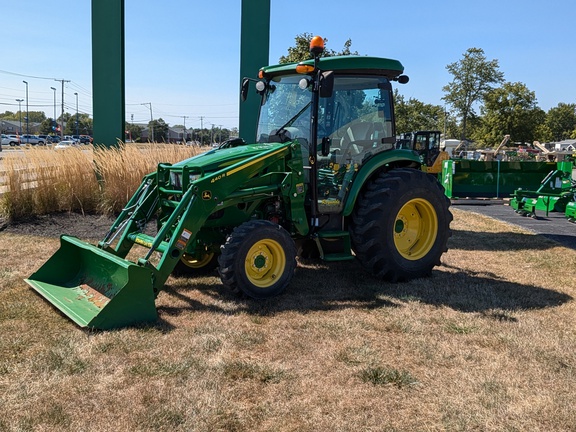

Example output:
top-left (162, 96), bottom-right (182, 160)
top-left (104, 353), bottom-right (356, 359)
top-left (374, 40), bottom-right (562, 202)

top-left (226, 148), bottom-right (286, 176)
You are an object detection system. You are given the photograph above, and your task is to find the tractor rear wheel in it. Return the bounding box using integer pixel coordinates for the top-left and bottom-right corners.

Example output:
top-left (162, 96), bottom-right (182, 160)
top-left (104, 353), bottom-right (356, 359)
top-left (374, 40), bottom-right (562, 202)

top-left (218, 220), bottom-right (297, 299)
top-left (350, 168), bottom-right (452, 281)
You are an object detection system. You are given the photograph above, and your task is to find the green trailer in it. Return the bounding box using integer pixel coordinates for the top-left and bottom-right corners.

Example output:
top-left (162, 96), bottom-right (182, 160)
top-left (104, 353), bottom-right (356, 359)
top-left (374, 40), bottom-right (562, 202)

top-left (441, 159), bottom-right (566, 200)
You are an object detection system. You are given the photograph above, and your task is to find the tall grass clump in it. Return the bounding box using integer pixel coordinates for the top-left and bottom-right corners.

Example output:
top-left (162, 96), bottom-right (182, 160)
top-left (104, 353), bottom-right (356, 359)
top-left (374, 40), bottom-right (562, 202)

top-left (0, 143), bottom-right (205, 221)
top-left (0, 146), bottom-right (99, 220)
top-left (93, 143), bottom-right (203, 214)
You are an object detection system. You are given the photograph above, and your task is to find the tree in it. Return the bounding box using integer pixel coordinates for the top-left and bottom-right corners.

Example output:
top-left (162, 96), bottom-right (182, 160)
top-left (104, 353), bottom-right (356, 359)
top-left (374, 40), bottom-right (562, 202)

top-left (545, 103), bottom-right (576, 141)
top-left (279, 32), bottom-right (358, 64)
top-left (126, 123), bottom-right (142, 142)
top-left (149, 118), bottom-right (169, 142)
top-left (442, 48), bottom-right (504, 140)
top-left (2, 110), bottom-right (46, 123)
top-left (474, 82), bottom-right (544, 146)
top-left (63, 113), bottom-right (93, 135)
top-left (394, 90), bottom-right (447, 134)
top-left (39, 118), bottom-right (57, 134)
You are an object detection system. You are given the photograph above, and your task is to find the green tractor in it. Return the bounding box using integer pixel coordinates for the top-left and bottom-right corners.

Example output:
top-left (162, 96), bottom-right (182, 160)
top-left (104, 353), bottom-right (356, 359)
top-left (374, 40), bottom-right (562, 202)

top-left (26, 36), bottom-right (452, 329)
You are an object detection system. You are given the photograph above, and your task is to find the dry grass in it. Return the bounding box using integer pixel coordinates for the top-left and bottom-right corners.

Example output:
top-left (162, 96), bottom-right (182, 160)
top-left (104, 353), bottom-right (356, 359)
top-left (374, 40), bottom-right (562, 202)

top-left (0, 144), bottom-right (206, 220)
top-left (1, 208), bottom-right (576, 431)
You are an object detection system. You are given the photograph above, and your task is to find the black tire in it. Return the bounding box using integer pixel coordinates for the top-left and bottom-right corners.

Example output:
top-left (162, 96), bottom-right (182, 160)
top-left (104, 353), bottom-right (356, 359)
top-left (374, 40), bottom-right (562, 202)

top-left (172, 251), bottom-right (219, 276)
top-left (218, 220), bottom-right (297, 299)
top-left (350, 168), bottom-right (452, 282)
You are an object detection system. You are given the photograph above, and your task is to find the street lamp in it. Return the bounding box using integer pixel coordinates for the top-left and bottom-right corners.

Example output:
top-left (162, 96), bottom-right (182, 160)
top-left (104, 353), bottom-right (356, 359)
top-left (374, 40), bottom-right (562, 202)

top-left (141, 102), bottom-right (153, 142)
top-left (15, 99), bottom-right (23, 135)
top-left (74, 92), bottom-right (79, 136)
top-left (50, 86), bottom-right (57, 129)
top-left (22, 81), bottom-right (29, 143)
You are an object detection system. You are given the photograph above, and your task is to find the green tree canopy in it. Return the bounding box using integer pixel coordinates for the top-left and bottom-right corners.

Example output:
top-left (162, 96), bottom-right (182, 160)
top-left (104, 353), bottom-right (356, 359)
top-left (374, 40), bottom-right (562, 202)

top-left (279, 32), bottom-right (358, 64)
top-left (1, 110), bottom-right (46, 123)
top-left (149, 118), bottom-right (169, 142)
top-left (394, 90), bottom-right (447, 135)
top-left (474, 82), bottom-right (544, 146)
top-left (545, 103), bottom-right (576, 141)
top-left (442, 47), bottom-right (504, 140)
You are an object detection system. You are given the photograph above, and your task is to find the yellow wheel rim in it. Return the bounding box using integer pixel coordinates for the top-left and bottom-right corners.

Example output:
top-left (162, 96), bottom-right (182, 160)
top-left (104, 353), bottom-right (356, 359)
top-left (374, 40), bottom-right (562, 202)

top-left (393, 198), bottom-right (438, 260)
top-left (245, 239), bottom-right (286, 288)
top-left (180, 252), bottom-right (214, 269)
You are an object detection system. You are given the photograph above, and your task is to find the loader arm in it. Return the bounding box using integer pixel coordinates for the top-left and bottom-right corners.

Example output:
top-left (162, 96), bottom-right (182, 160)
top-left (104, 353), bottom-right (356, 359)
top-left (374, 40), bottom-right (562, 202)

top-left (26, 141), bottom-right (308, 329)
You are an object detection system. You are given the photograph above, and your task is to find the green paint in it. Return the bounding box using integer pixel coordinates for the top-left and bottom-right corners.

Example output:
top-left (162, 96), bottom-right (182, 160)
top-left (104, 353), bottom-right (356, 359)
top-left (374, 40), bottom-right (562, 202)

top-left (239, 0), bottom-right (270, 142)
top-left (91, 0), bottom-right (125, 147)
top-left (440, 159), bottom-right (562, 199)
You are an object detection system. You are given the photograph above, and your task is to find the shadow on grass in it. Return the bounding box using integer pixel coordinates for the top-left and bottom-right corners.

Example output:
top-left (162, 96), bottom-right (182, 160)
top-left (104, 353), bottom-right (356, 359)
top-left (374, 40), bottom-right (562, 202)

top-left (158, 258), bottom-right (572, 325)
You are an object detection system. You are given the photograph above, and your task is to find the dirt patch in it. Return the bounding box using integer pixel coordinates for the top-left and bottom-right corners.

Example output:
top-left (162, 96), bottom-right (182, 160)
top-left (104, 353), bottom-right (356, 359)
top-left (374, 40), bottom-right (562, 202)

top-left (0, 212), bottom-right (115, 240)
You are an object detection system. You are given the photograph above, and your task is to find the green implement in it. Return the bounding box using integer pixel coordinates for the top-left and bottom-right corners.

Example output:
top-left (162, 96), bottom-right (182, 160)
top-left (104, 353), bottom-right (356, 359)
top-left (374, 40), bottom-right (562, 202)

top-left (25, 235), bottom-right (157, 329)
top-left (510, 161), bottom-right (575, 218)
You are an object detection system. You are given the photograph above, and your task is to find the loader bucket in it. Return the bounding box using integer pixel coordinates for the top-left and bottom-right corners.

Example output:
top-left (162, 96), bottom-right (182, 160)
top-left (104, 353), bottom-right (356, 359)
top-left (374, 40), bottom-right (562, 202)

top-left (25, 235), bottom-right (158, 330)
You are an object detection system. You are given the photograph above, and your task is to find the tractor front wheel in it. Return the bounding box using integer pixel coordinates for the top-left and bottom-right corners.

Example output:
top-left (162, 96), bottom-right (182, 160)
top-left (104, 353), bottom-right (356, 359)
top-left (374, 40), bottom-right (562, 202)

top-left (350, 168), bottom-right (452, 281)
top-left (218, 220), bottom-right (297, 299)
top-left (173, 251), bottom-right (219, 276)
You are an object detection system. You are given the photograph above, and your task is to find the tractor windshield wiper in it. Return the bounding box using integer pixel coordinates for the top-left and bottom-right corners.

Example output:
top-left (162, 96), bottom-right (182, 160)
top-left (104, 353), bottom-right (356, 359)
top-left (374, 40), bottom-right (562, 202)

top-left (273, 101), bottom-right (312, 137)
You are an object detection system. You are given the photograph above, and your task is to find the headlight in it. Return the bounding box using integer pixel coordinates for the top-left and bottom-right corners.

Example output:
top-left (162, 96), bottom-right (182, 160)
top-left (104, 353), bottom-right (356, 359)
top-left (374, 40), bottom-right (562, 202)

top-left (170, 172), bottom-right (200, 188)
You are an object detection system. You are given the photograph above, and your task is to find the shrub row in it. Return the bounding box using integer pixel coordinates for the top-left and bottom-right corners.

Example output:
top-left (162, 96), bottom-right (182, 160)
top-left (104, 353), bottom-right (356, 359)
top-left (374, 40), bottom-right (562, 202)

top-left (0, 144), bottom-right (205, 221)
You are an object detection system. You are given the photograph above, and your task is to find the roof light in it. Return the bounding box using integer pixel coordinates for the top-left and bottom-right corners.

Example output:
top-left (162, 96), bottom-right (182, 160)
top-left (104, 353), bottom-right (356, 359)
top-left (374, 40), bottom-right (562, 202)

top-left (296, 63), bottom-right (315, 74)
top-left (310, 36), bottom-right (325, 56)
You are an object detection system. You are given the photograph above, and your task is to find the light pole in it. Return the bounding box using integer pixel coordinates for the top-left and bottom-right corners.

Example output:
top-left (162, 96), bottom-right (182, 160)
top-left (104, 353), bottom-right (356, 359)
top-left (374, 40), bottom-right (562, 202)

top-left (50, 86), bottom-right (57, 131)
top-left (15, 99), bottom-right (23, 134)
top-left (74, 92), bottom-right (79, 136)
top-left (22, 81), bottom-right (29, 143)
top-left (141, 102), bottom-right (153, 142)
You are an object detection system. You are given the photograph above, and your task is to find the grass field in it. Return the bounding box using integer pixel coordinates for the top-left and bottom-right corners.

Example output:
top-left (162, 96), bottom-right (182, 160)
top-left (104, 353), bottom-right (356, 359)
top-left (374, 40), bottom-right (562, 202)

top-left (1, 208), bottom-right (576, 431)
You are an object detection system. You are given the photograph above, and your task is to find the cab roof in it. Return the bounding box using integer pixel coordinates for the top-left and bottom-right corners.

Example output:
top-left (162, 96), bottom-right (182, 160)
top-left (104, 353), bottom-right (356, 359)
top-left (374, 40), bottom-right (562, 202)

top-left (260, 55), bottom-right (405, 80)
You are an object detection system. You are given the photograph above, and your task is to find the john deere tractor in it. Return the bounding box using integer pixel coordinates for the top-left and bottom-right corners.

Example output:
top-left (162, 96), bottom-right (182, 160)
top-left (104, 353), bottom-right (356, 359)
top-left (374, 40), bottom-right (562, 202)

top-left (26, 36), bottom-right (452, 329)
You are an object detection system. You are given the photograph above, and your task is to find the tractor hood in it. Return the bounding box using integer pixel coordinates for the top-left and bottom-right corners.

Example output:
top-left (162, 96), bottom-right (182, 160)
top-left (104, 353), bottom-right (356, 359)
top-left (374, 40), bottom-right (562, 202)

top-left (173, 142), bottom-right (290, 175)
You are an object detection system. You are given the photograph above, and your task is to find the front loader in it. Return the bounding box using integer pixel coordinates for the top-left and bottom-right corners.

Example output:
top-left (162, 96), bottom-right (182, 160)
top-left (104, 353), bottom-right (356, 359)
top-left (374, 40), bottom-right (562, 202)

top-left (26, 36), bottom-right (452, 329)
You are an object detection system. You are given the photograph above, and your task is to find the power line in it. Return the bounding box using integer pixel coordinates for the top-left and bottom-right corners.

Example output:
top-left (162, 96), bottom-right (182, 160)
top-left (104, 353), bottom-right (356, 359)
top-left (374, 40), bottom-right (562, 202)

top-left (0, 69), bottom-right (63, 81)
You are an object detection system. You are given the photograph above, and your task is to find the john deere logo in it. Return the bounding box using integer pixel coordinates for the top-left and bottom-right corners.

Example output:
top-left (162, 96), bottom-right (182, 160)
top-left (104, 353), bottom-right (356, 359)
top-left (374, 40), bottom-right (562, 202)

top-left (202, 191), bottom-right (212, 200)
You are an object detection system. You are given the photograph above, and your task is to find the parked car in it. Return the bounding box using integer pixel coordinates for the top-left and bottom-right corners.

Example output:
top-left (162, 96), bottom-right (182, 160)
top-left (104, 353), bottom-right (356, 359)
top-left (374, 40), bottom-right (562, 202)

top-left (64, 135), bottom-right (79, 144)
top-left (20, 134), bottom-right (45, 145)
top-left (1, 134), bottom-right (20, 146)
top-left (54, 140), bottom-right (78, 150)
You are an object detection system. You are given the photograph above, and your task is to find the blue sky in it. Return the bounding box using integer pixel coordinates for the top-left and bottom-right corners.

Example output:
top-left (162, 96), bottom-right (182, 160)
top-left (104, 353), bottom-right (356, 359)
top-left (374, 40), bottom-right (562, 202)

top-left (1, 0), bottom-right (574, 131)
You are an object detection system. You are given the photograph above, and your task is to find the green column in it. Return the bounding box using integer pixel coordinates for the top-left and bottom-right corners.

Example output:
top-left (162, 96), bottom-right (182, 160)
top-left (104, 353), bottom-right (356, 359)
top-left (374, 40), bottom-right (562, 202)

top-left (92, 0), bottom-right (125, 147)
top-left (239, 0), bottom-right (270, 143)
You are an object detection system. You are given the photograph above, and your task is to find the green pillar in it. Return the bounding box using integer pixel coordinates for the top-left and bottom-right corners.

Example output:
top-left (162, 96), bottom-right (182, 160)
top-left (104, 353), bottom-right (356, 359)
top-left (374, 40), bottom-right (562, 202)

top-left (239, 0), bottom-right (270, 143)
top-left (92, 0), bottom-right (125, 147)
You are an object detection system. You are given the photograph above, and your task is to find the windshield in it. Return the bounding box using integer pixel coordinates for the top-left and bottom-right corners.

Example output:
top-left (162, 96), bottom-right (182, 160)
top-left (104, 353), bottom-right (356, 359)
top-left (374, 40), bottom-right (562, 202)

top-left (256, 75), bottom-right (312, 144)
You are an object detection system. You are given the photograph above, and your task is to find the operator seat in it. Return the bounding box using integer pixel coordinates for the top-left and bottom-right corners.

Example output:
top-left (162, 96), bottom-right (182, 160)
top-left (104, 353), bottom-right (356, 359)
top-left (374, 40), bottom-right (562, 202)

top-left (339, 122), bottom-right (373, 162)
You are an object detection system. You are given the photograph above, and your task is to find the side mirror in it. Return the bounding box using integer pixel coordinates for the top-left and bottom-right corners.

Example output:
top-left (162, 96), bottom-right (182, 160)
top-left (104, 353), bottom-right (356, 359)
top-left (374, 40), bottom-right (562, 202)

top-left (241, 78), bottom-right (250, 102)
top-left (319, 71), bottom-right (334, 98)
top-left (397, 75), bottom-right (409, 84)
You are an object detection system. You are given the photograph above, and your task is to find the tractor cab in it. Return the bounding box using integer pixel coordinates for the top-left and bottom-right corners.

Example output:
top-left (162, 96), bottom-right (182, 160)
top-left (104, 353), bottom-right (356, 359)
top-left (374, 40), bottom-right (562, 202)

top-left (248, 38), bottom-right (417, 217)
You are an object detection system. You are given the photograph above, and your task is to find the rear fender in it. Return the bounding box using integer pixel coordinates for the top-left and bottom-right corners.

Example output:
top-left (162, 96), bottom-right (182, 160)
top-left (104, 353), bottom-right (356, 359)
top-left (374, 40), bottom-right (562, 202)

top-left (341, 150), bottom-right (422, 217)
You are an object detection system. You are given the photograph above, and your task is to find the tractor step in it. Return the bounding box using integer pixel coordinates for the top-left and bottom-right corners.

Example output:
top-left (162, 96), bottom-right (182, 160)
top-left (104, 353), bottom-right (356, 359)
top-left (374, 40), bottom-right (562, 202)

top-left (315, 230), bottom-right (354, 261)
